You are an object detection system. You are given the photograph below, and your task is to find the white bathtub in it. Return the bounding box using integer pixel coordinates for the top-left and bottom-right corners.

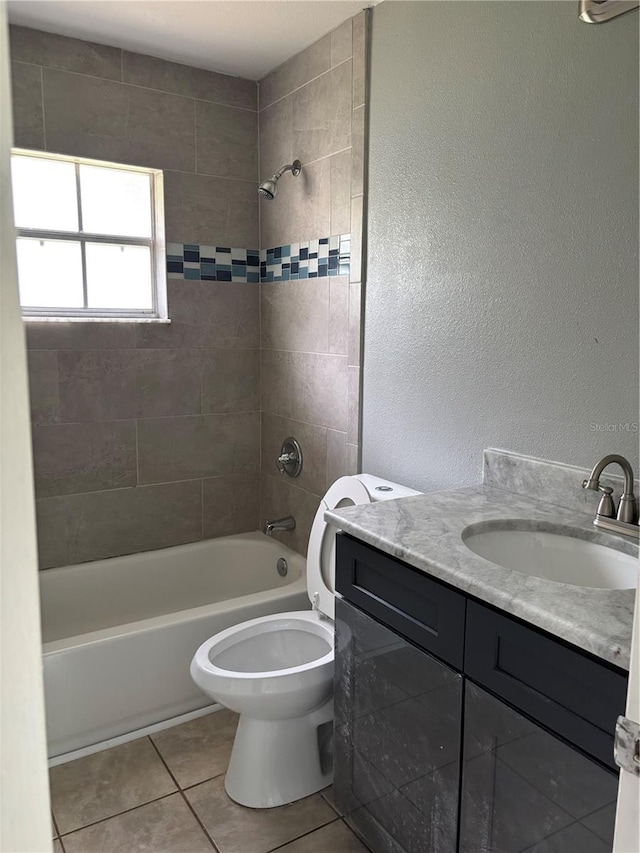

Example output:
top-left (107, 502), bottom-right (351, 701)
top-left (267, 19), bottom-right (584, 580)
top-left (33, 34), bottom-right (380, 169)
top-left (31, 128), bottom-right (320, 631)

top-left (40, 532), bottom-right (309, 759)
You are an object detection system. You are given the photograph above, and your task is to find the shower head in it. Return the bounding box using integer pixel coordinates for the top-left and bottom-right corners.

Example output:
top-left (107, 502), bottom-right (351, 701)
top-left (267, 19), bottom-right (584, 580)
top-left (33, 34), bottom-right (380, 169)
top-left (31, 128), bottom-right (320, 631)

top-left (258, 160), bottom-right (301, 200)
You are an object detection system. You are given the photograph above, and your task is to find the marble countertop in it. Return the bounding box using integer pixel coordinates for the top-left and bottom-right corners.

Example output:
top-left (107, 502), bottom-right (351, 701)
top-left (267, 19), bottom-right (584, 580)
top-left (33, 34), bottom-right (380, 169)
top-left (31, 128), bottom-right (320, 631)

top-left (326, 485), bottom-right (638, 670)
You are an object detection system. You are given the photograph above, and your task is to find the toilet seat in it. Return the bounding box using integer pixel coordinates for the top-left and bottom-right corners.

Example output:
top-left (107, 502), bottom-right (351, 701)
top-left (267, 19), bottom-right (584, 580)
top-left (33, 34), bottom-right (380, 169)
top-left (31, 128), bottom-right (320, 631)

top-left (192, 611), bottom-right (334, 681)
top-left (306, 476), bottom-right (371, 620)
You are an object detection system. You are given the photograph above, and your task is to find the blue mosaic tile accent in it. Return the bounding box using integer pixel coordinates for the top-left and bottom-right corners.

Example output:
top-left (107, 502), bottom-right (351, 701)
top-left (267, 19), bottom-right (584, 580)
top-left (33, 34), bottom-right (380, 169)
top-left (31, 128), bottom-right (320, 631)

top-left (260, 234), bottom-right (351, 282)
top-left (166, 244), bottom-right (260, 283)
top-left (166, 235), bottom-right (351, 283)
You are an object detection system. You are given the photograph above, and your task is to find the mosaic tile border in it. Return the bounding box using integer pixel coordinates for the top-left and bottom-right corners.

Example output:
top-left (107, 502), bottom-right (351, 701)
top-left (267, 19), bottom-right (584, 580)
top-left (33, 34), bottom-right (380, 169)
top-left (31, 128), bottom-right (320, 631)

top-left (165, 235), bottom-right (351, 283)
top-left (261, 234), bottom-right (350, 282)
top-left (166, 243), bottom-right (260, 283)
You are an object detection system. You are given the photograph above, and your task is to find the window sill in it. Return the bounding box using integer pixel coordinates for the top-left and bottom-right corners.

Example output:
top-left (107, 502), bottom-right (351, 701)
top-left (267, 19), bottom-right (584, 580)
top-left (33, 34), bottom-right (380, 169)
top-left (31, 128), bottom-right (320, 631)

top-left (22, 317), bottom-right (171, 324)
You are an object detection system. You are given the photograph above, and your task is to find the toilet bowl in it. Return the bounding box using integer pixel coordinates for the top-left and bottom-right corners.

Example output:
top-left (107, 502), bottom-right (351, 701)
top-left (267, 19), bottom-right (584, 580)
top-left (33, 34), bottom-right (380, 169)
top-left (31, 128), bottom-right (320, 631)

top-left (190, 474), bottom-right (421, 808)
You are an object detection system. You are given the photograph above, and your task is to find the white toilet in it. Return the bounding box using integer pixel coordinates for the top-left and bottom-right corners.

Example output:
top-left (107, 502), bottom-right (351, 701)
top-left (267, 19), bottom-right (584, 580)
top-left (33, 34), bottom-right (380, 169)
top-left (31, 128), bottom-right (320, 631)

top-left (190, 474), bottom-right (421, 808)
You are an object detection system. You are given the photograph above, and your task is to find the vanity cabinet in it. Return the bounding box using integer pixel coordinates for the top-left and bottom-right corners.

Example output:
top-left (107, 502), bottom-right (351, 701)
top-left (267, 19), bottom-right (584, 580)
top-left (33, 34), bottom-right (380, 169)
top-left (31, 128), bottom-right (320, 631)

top-left (334, 599), bottom-right (462, 853)
top-left (334, 534), bottom-right (627, 853)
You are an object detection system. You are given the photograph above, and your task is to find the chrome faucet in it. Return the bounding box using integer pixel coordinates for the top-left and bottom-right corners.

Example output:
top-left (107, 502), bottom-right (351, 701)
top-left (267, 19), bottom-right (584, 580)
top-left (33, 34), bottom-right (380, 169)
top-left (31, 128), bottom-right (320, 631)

top-left (263, 516), bottom-right (296, 536)
top-left (582, 454), bottom-right (639, 539)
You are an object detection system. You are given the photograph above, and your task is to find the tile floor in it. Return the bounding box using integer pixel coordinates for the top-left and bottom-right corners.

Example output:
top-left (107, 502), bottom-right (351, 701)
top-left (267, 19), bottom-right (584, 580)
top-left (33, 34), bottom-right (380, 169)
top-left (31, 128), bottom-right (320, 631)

top-left (50, 710), bottom-right (370, 853)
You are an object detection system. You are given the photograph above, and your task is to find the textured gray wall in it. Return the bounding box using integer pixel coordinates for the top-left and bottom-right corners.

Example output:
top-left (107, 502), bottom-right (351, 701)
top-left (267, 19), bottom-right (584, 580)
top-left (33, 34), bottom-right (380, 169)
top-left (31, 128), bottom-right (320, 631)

top-left (363, 1), bottom-right (639, 491)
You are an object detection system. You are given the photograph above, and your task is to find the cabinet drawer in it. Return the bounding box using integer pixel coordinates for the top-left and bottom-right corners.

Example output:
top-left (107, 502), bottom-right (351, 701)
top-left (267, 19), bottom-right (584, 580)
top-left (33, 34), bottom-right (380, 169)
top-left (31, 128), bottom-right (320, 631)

top-left (465, 601), bottom-right (628, 769)
top-left (336, 534), bottom-right (466, 669)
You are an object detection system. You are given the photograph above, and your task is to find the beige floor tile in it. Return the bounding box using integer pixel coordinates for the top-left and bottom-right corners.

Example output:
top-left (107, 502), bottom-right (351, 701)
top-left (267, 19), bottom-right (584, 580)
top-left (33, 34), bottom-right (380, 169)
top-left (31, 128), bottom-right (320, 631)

top-left (62, 793), bottom-right (214, 853)
top-left (151, 708), bottom-right (239, 789)
top-left (185, 776), bottom-right (335, 853)
top-left (50, 737), bottom-right (176, 834)
top-left (275, 819), bottom-right (370, 852)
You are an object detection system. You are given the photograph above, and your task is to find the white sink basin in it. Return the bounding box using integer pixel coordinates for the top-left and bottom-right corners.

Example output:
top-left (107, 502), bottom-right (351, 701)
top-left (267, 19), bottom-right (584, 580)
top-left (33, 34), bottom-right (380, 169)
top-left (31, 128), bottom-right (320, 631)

top-left (462, 524), bottom-right (638, 589)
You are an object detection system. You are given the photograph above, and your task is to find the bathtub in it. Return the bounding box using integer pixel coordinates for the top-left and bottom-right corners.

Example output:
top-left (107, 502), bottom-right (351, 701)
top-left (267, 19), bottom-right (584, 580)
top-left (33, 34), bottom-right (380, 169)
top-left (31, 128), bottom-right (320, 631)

top-left (40, 531), bottom-right (309, 760)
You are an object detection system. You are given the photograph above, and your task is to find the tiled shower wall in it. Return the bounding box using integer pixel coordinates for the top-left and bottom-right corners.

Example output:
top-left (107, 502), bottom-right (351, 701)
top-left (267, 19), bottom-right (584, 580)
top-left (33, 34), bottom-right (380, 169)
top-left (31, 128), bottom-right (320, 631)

top-left (10, 14), bottom-right (366, 566)
top-left (10, 26), bottom-right (261, 568)
top-left (259, 13), bottom-right (367, 554)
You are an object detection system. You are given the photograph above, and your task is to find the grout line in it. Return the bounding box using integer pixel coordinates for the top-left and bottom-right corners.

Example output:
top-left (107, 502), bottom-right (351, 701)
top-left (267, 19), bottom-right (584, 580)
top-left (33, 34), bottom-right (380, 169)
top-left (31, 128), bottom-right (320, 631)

top-left (265, 816), bottom-right (339, 852)
top-left (51, 811), bottom-right (62, 843)
top-left (134, 418), bottom-right (139, 487)
top-left (58, 787), bottom-right (179, 838)
top-left (167, 166), bottom-right (259, 186)
top-left (147, 738), bottom-right (221, 852)
top-left (35, 62), bottom-right (257, 112)
top-left (260, 55), bottom-right (353, 113)
top-left (39, 64), bottom-right (47, 149)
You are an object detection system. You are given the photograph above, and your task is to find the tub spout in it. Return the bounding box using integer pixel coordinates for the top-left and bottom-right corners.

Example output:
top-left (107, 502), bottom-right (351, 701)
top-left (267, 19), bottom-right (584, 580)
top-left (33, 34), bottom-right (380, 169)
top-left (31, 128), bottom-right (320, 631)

top-left (263, 516), bottom-right (296, 536)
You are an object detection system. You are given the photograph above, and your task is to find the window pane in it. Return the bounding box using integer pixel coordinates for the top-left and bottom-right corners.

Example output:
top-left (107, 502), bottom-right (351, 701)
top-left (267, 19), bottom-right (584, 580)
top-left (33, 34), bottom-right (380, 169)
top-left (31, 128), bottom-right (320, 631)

top-left (85, 243), bottom-right (153, 310)
top-left (11, 155), bottom-right (79, 232)
top-left (16, 238), bottom-right (84, 308)
top-left (80, 165), bottom-right (152, 238)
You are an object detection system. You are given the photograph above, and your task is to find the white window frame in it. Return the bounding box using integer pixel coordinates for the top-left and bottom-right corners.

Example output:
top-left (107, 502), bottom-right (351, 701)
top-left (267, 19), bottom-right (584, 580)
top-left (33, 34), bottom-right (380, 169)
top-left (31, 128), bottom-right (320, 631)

top-left (12, 148), bottom-right (168, 322)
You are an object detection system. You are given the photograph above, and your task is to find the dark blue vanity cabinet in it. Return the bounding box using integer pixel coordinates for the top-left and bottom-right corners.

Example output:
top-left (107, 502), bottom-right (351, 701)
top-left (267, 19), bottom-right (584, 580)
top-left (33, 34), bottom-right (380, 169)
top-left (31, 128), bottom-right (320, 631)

top-left (334, 534), bottom-right (626, 853)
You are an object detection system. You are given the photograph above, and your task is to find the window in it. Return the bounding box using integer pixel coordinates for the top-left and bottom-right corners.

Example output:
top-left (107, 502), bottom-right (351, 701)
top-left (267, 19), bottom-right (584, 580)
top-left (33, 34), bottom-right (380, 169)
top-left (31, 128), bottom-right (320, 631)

top-left (11, 150), bottom-right (167, 321)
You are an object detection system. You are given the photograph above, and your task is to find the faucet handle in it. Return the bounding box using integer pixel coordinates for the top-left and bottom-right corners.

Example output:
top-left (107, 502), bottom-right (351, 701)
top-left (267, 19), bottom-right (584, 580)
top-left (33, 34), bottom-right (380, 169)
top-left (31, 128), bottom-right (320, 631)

top-left (595, 485), bottom-right (615, 519)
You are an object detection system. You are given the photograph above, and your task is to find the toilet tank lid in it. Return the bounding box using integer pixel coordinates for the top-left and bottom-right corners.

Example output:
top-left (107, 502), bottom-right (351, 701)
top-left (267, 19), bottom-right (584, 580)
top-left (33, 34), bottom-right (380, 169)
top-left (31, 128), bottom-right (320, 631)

top-left (357, 473), bottom-right (423, 500)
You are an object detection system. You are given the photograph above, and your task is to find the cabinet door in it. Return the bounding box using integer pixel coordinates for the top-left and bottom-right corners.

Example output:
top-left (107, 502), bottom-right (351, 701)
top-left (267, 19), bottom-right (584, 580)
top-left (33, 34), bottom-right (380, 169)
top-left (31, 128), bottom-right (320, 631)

top-left (334, 598), bottom-right (463, 853)
top-left (459, 682), bottom-right (618, 853)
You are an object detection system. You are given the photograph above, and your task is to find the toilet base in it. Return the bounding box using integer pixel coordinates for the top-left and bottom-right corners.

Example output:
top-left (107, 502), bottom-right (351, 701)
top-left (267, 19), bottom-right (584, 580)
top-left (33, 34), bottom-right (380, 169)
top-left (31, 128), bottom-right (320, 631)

top-left (224, 699), bottom-right (334, 808)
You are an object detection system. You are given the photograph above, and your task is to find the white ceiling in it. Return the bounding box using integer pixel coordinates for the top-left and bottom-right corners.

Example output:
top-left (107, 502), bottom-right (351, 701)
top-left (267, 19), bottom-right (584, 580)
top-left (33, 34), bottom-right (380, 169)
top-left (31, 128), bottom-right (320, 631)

top-left (7, 0), bottom-right (374, 81)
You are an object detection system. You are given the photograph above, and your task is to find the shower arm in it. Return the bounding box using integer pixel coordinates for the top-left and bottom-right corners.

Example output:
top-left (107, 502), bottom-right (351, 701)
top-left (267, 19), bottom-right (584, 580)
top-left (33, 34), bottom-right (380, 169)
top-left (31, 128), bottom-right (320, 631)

top-left (273, 161), bottom-right (301, 180)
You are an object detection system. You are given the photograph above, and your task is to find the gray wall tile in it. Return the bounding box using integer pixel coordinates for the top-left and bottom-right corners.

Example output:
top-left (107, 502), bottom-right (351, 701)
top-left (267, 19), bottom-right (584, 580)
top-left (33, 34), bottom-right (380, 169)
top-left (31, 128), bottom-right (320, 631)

top-left (331, 149), bottom-right (352, 237)
top-left (196, 100), bottom-right (258, 180)
top-left (292, 61), bottom-right (352, 165)
top-left (353, 12), bottom-right (367, 109)
top-left (261, 349), bottom-right (294, 419)
top-left (122, 51), bottom-right (256, 110)
top-left (10, 25), bottom-right (122, 81)
top-left (294, 352), bottom-right (348, 432)
top-left (258, 96), bottom-right (293, 182)
top-left (135, 349), bottom-right (202, 417)
top-left (137, 282), bottom-right (259, 350)
top-left (261, 279), bottom-right (329, 353)
top-left (329, 277), bottom-right (349, 355)
top-left (26, 321), bottom-right (136, 351)
top-left (202, 474), bottom-right (259, 538)
top-left (261, 412), bottom-right (327, 496)
top-left (259, 33), bottom-right (331, 111)
top-left (262, 349), bottom-right (348, 432)
top-left (32, 420), bottom-right (136, 498)
top-left (57, 349), bottom-right (201, 422)
top-left (27, 349), bottom-right (59, 425)
top-left (348, 365), bottom-right (360, 444)
top-left (347, 442), bottom-right (359, 475)
top-left (43, 69), bottom-right (195, 172)
top-left (11, 61), bottom-right (44, 149)
top-left (352, 105), bottom-right (365, 197)
top-left (331, 20), bottom-right (353, 67)
top-left (327, 429), bottom-right (348, 488)
top-left (137, 412), bottom-right (259, 484)
top-left (36, 480), bottom-right (202, 568)
top-left (58, 350), bottom-right (138, 423)
top-left (260, 473), bottom-right (321, 556)
top-left (201, 349), bottom-right (260, 413)
top-left (348, 281), bottom-right (362, 366)
top-left (350, 194), bottom-right (364, 283)
top-left (164, 170), bottom-right (258, 246)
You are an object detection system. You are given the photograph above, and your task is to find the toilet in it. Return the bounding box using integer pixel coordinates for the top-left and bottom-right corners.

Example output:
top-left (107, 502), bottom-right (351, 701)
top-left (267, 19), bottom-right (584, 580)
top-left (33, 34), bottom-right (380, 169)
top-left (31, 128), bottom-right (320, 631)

top-left (190, 474), bottom-right (421, 808)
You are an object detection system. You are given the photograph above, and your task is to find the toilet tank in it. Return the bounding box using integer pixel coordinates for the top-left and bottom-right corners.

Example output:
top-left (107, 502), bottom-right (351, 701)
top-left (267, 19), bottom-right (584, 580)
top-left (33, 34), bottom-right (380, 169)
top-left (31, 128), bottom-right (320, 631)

top-left (356, 473), bottom-right (422, 502)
